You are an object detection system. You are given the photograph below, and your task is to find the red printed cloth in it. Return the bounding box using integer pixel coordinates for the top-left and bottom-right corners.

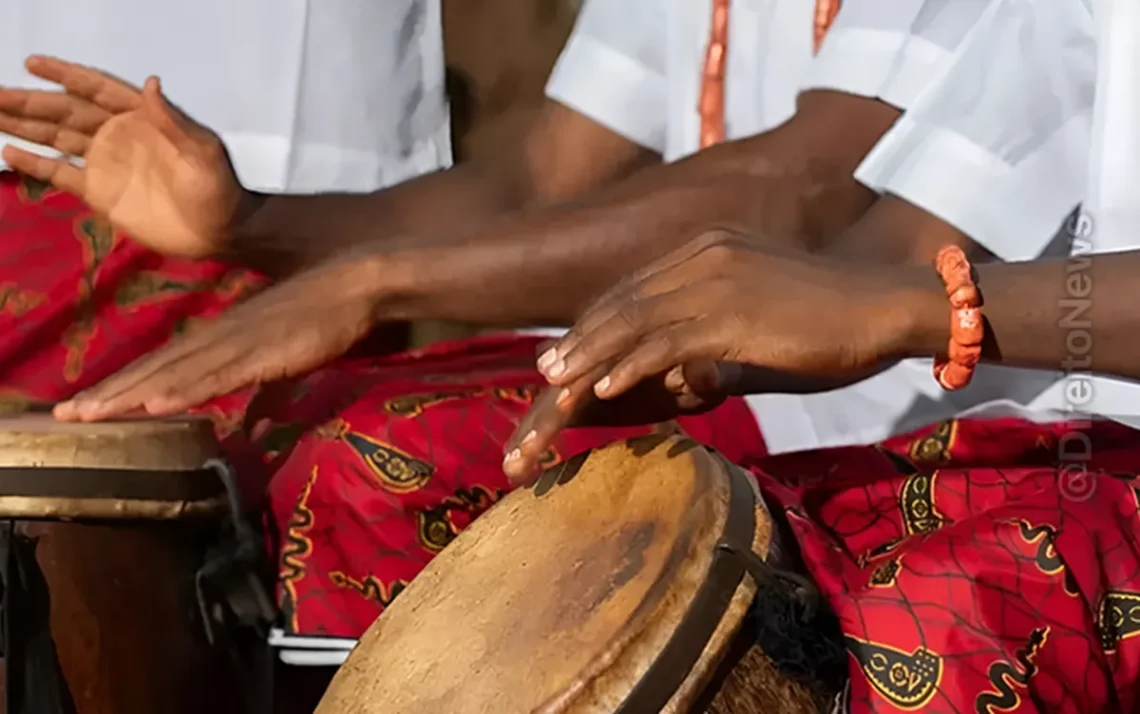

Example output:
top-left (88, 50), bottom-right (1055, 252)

top-left (755, 417), bottom-right (1140, 713)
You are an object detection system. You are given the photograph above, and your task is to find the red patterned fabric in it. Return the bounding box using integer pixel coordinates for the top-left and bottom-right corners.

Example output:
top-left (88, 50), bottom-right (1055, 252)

top-left (754, 417), bottom-right (1140, 713)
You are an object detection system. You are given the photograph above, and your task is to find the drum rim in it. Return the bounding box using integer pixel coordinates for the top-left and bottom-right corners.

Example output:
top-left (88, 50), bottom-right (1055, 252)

top-left (0, 493), bottom-right (229, 520)
top-left (0, 413), bottom-right (221, 471)
top-left (614, 448), bottom-right (762, 713)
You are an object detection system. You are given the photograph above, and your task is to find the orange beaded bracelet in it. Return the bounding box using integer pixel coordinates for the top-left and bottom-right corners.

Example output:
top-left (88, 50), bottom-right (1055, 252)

top-left (932, 245), bottom-right (983, 390)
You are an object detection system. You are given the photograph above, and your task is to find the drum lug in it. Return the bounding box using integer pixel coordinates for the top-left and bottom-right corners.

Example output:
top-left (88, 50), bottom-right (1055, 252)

top-left (194, 459), bottom-right (276, 642)
top-left (716, 542), bottom-right (821, 623)
top-left (194, 460), bottom-right (277, 714)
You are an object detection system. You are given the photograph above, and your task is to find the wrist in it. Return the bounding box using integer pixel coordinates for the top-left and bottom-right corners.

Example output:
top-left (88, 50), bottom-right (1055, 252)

top-left (355, 246), bottom-right (419, 322)
top-left (226, 189), bottom-right (268, 251)
top-left (876, 265), bottom-right (949, 362)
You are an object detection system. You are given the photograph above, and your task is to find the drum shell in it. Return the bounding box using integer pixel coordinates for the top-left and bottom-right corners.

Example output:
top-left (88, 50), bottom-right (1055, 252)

top-left (1, 518), bottom-right (242, 714)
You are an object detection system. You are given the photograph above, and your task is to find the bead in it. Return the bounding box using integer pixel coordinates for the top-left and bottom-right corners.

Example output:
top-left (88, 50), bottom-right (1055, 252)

top-left (814, 0), bottom-right (841, 52)
top-left (935, 361), bottom-right (974, 390)
top-left (952, 307), bottom-right (984, 346)
top-left (948, 340), bottom-right (982, 367)
top-left (704, 43), bottom-right (726, 77)
top-left (712, 2), bottom-right (729, 33)
top-left (948, 284), bottom-right (980, 309)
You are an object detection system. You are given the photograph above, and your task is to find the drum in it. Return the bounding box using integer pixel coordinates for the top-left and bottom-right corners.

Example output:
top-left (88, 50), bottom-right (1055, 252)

top-left (0, 414), bottom-right (256, 714)
top-left (316, 433), bottom-right (846, 714)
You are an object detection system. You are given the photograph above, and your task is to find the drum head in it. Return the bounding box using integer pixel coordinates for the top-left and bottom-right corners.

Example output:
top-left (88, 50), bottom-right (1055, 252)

top-left (319, 434), bottom-right (767, 714)
top-left (0, 414), bottom-right (225, 520)
top-left (0, 414), bottom-right (219, 470)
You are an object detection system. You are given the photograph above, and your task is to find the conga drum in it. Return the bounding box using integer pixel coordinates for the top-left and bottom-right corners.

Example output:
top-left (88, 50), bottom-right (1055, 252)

top-left (0, 414), bottom-right (265, 714)
top-left (317, 433), bottom-right (847, 714)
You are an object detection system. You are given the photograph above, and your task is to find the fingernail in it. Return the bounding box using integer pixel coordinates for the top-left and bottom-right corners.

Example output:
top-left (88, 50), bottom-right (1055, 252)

top-left (503, 448), bottom-right (521, 465)
top-left (521, 430), bottom-right (537, 445)
top-left (594, 376), bottom-right (612, 396)
top-left (543, 359), bottom-right (566, 379)
top-left (537, 348), bottom-right (558, 371)
top-left (556, 388), bottom-right (572, 406)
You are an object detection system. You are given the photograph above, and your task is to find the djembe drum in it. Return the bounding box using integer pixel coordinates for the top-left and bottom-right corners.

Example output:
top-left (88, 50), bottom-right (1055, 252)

top-left (0, 414), bottom-right (269, 714)
top-left (317, 433), bottom-right (847, 714)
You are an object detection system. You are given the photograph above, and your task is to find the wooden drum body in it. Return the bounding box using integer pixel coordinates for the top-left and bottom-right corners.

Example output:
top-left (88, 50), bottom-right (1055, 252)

top-left (0, 415), bottom-right (242, 714)
top-left (318, 434), bottom-right (844, 714)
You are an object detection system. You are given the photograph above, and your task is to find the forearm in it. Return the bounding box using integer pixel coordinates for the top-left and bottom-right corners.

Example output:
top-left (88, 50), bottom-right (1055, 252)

top-left (226, 160), bottom-right (529, 278)
top-left (895, 252), bottom-right (1140, 380)
top-left (379, 172), bottom-right (784, 327)
top-left (224, 101), bottom-right (658, 279)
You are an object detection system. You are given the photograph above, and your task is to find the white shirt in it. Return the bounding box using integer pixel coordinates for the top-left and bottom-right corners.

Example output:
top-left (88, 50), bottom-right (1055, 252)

top-left (545, 0), bottom-right (1009, 453)
top-left (0, 0), bottom-right (451, 192)
top-left (545, 0), bottom-right (990, 163)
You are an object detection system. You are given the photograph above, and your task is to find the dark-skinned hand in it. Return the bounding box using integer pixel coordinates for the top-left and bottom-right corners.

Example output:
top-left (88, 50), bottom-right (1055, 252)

top-left (502, 230), bottom-right (936, 483)
top-left (0, 55), bottom-right (252, 258)
top-left (502, 358), bottom-right (740, 484)
top-left (52, 254), bottom-right (385, 422)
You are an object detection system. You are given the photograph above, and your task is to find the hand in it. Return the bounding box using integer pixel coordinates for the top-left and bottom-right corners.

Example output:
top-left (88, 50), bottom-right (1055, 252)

top-left (0, 55), bottom-right (251, 258)
top-left (502, 231), bottom-right (941, 478)
top-left (502, 359), bottom-right (734, 484)
top-left (52, 255), bottom-right (386, 422)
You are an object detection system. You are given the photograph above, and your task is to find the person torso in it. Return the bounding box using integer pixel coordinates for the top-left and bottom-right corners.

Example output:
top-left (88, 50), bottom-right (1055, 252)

top-left (0, 0), bottom-right (451, 192)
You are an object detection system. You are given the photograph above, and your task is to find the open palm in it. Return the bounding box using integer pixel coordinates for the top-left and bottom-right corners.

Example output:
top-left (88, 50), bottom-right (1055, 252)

top-left (0, 56), bottom-right (247, 258)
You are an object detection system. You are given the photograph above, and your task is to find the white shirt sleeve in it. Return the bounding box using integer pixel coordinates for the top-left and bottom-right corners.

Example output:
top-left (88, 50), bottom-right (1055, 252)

top-left (805, 0), bottom-right (995, 109)
top-left (855, 0), bottom-right (1097, 261)
top-left (544, 0), bottom-right (668, 153)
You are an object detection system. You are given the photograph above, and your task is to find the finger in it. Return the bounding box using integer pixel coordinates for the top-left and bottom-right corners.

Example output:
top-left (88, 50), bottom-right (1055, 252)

top-left (550, 288), bottom-right (703, 387)
top-left (533, 338), bottom-right (558, 360)
top-left (51, 401), bottom-right (150, 422)
top-left (25, 55), bottom-right (142, 113)
top-left (0, 88), bottom-right (111, 134)
top-left (503, 376), bottom-right (596, 486)
top-left (76, 338), bottom-right (249, 421)
top-left (0, 146), bottom-right (85, 194)
top-left (140, 355), bottom-right (265, 415)
top-left (596, 322), bottom-right (714, 400)
top-left (503, 387), bottom-right (554, 462)
top-left (544, 309), bottom-right (647, 387)
top-left (542, 242), bottom-right (724, 372)
top-left (56, 328), bottom-right (237, 418)
top-left (140, 77), bottom-right (212, 153)
top-left (0, 114), bottom-right (91, 156)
